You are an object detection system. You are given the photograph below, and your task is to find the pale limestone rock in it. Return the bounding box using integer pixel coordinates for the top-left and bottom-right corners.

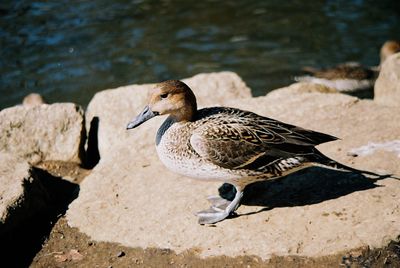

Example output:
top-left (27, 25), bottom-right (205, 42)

top-left (0, 153), bottom-right (48, 235)
top-left (85, 72), bottom-right (252, 159)
top-left (374, 53), bottom-right (400, 106)
top-left (67, 76), bottom-right (400, 260)
top-left (0, 103), bottom-right (85, 165)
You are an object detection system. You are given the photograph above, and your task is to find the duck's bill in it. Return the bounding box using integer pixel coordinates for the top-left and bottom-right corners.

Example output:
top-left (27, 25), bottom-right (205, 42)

top-left (126, 105), bottom-right (158, 129)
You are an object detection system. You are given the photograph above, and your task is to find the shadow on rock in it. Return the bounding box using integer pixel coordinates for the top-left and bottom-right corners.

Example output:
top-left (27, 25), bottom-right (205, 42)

top-left (1, 168), bottom-right (79, 267)
top-left (85, 116), bottom-right (100, 168)
top-left (219, 167), bottom-right (381, 217)
top-left (347, 87), bottom-right (374, 99)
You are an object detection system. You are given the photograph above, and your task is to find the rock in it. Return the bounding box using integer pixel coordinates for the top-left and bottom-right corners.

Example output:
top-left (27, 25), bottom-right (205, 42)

top-left (67, 76), bottom-right (400, 260)
top-left (0, 153), bottom-right (49, 236)
top-left (85, 71), bottom-right (252, 160)
top-left (374, 53), bottom-right (400, 106)
top-left (0, 103), bottom-right (85, 165)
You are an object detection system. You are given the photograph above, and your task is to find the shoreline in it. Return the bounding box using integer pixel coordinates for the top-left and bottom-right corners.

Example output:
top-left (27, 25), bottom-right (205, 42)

top-left (1, 59), bottom-right (400, 266)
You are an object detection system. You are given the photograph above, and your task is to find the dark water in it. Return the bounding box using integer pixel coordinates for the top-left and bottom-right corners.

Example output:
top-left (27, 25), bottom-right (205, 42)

top-left (1, 0), bottom-right (399, 109)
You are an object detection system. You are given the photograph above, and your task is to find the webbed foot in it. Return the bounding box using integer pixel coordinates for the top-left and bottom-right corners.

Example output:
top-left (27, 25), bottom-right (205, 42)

top-left (196, 207), bottom-right (230, 224)
top-left (206, 195), bottom-right (231, 210)
top-left (196, 186), bottom-right (243, 225)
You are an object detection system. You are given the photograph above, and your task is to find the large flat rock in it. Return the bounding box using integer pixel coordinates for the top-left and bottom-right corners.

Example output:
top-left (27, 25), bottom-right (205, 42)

top-left (0, 103), bottom-right (85, 165)
top-left (0, 153), bottom-right (49, 236)
top-left (67, 79), bottom-right (400, 260)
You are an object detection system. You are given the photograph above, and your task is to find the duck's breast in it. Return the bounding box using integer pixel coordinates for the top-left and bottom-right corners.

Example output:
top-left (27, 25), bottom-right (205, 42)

top-left (155, 120), bottom-right (236, 181)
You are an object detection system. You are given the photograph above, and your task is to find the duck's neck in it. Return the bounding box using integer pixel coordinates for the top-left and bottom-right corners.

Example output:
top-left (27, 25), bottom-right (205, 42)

top-left (156, 116), bottom-right (174, 146)
top-left (170, 91), bottom-right (198, 122)
top-left (171, 106), bottom-right (197, 122)
top-left (156, 101), bottom-right (197, 146)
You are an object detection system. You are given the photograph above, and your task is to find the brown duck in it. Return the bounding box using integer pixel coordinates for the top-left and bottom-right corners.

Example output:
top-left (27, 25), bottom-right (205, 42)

top-left (127, 80), bottom-right (385, 224)
top-left (295, 40), bottom-right (400, 92)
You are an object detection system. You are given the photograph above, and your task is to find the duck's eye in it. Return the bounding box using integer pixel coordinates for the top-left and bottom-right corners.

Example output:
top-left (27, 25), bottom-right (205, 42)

top-left (160, 93), bottom-right (169, 99)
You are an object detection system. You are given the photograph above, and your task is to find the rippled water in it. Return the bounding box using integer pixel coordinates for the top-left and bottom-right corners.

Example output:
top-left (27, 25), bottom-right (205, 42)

top-left (1, 0), bottom-right (399, 109)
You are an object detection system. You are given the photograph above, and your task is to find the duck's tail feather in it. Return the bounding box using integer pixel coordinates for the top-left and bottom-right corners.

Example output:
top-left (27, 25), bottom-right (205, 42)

top-left (309, 149), bottom-right (398, 180)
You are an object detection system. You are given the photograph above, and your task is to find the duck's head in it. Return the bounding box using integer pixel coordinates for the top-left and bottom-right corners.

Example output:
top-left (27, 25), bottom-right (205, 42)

top-left (127, 80), bottom-right (197, 129)
top-left (380, 40), bottom-right (400, 64)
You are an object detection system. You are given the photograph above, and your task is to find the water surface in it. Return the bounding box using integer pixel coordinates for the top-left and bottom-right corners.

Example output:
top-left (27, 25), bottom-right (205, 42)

top-left (1, 0), bottom-right (399, 109)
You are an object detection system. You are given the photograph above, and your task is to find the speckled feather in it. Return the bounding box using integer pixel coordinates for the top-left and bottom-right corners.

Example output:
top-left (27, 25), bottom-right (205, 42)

top-left (156, 106), bottom-right (338, 185)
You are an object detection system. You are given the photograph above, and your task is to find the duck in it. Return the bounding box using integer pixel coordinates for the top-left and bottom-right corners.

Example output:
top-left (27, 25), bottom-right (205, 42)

top-left (295, 40), bottom-right (400, 92)
top-left (126, 80), bottom-right (384, 224)
top-left (380, 40), bottom-right (400, 63)
top-left (22, 93), bottom-right (46, 108)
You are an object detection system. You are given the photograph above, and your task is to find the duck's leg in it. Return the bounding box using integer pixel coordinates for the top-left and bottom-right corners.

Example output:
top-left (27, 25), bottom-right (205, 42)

top-left (206, 183), bottom-right (237, 209)
top-left (196, 185), bottom-right (243, 224)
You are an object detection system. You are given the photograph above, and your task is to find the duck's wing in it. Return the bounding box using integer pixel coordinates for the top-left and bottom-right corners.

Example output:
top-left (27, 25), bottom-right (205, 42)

top-left (190, 108), bottom-right (338, 170)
